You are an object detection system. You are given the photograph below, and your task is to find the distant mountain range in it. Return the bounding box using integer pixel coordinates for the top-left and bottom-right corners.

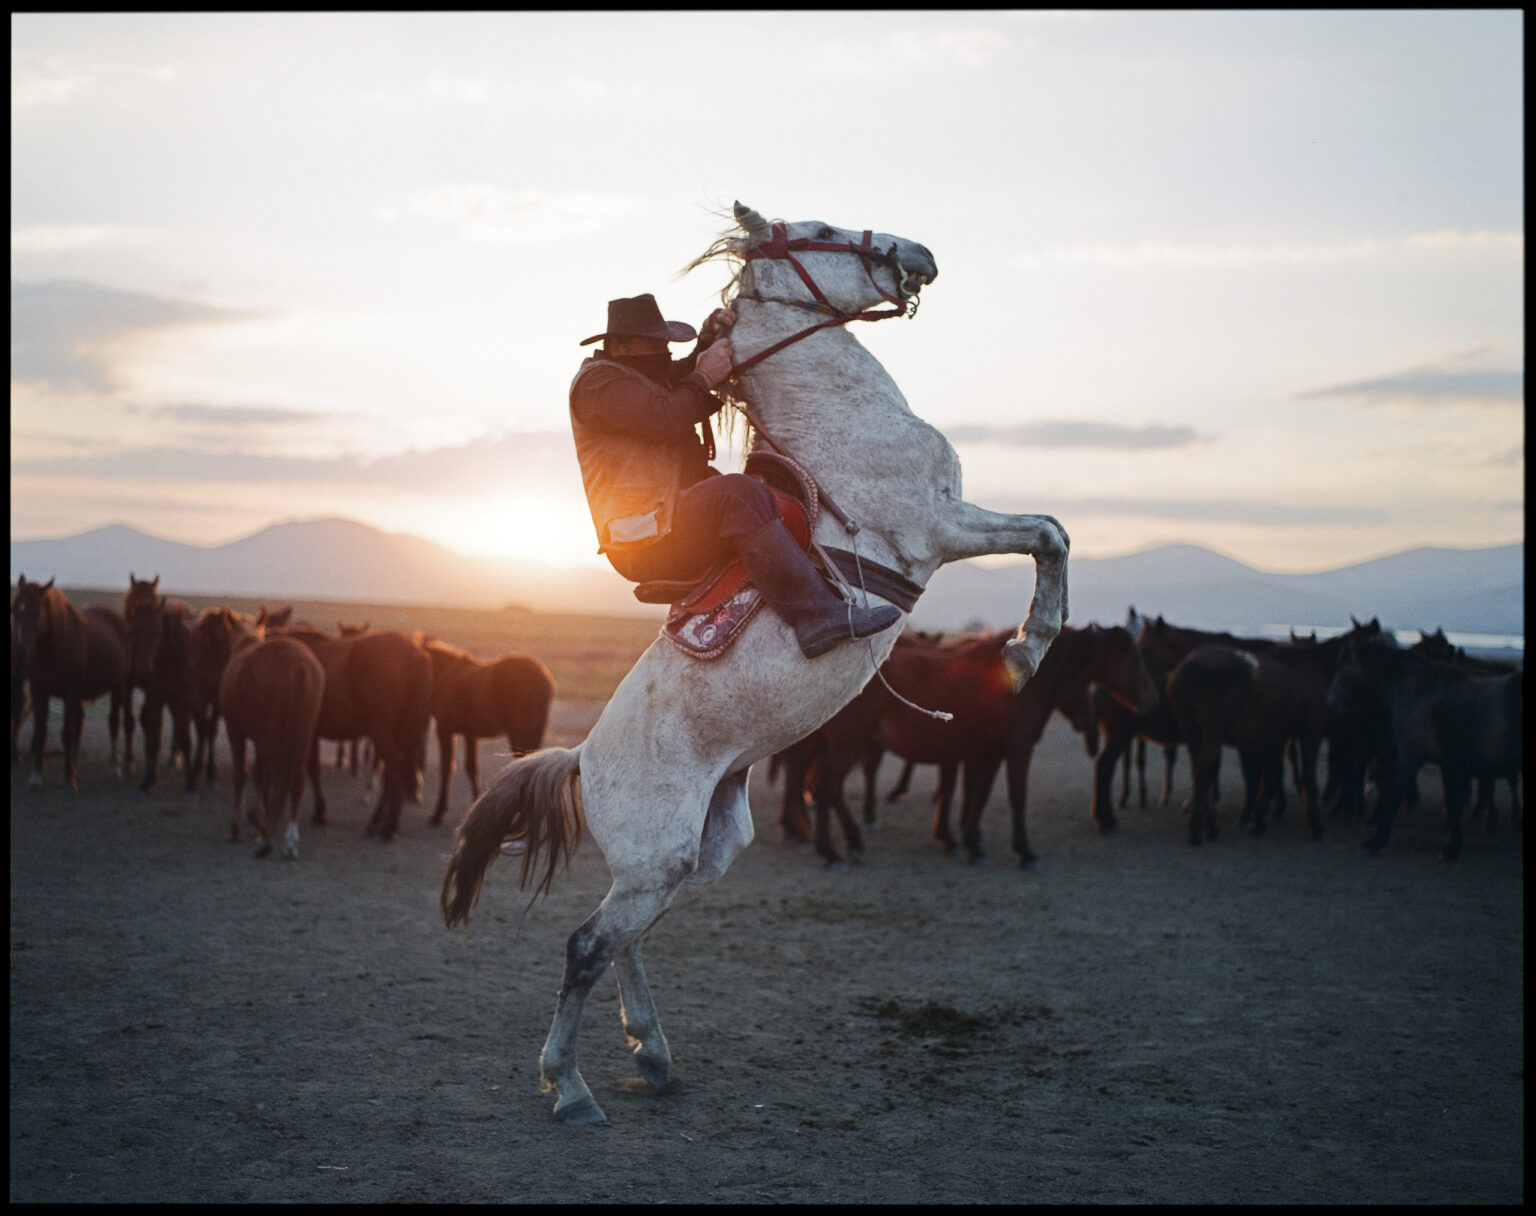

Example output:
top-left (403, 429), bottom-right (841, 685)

top-left (10, 518), bottom-right (1524, 644)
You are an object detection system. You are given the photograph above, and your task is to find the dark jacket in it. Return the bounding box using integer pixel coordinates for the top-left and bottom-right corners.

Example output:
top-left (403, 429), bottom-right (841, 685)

top-left (569, 353), bottom-right (724, 553)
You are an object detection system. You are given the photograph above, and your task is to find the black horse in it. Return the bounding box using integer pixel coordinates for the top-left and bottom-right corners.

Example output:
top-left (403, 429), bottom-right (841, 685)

top-left (1327, 639), bottom-right (1523, 860)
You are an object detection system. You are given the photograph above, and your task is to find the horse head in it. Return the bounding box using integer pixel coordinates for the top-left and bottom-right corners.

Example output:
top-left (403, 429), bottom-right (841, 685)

top-left (123, 574), bottom-right (167, 684)
top-left (10, 575), bottom-right (59, 663)
top-left (714, 202), bottom-right (938, 320)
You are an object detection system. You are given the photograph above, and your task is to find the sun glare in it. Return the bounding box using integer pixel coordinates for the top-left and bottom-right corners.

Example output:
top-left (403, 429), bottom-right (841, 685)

top-left (384, 491), bottom-right (606, 569)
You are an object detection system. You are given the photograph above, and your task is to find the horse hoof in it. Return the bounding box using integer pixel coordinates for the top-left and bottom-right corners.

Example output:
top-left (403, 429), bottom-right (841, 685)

top-left (254, 842), bottom-right (273, 858)
top-left (554, 1095), bottom-right (607, 1126)
top-left (1019, 856), bottom-right (1041, 871)
top-left (635, 1054), bottom-right (670, 1091)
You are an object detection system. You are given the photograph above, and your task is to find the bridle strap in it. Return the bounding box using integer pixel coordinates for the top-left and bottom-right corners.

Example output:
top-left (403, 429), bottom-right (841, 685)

top-left (731, 223), bottom-right (909, 376)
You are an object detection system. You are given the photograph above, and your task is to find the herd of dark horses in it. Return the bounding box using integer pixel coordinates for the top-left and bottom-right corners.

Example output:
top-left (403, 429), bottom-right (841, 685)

top-left (12, 576), bottom-right (1522, 866)
top-left (772, 610), bottom-right (1522, 867)
top-left (11, 574), bottom-right (555, 858)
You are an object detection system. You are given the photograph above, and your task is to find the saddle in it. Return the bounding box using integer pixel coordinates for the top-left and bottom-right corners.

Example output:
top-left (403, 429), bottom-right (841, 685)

top-left (634, 451), bottom-right (820, 660)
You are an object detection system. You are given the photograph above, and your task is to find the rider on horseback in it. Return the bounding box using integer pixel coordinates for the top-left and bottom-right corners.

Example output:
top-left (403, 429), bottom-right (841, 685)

top-left (569, 293), bottom-right (900, 658)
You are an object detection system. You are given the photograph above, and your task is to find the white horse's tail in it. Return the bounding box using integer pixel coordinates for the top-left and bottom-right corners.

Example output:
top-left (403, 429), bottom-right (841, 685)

top-left (440, 745), bottom-right (585, 927)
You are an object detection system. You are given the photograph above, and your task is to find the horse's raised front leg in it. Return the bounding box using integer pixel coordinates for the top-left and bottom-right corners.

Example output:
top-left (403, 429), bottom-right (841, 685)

top-left (930, 503), bottom-right (1068, 687)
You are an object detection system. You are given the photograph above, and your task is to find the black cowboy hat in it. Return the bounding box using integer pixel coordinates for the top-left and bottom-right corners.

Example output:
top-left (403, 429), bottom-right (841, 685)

top-left (579, 293), bottom-right (697, 346)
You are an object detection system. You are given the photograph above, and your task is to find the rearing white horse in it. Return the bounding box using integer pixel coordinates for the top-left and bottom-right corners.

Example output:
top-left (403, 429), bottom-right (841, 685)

top-left (441, 202), bottom-right (1068, 1125)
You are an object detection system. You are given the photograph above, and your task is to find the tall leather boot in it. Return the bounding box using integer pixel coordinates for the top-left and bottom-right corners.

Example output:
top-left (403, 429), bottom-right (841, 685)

top-left (734, 518), bottom-right (902, 659)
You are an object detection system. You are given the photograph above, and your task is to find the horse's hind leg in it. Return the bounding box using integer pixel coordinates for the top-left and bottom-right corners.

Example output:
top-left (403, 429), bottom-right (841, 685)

top-left (62, 698), bottom-right (84, 791)
top-left (541, 880), bottom-right (684, 1125)
top-left (227, 733), bottom-right (247, 840)
top-left (613, 771), bottom-right (756, 1093)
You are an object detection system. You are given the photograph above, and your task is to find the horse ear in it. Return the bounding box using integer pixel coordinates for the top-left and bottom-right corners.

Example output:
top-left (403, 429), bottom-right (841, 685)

top-left (151, 575), bottom-right (160, 591)
top-left (42, 577), bottom-right (55, 592)
top-left (733, 201), bottom-right (772, 246)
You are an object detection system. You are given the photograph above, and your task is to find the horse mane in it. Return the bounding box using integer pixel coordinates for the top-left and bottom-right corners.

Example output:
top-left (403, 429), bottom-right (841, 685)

top-left (676, 203), bottom-right (772, 450)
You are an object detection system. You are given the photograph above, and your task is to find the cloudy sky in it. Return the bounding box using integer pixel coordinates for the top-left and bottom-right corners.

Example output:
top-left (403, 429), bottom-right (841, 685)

top-left (10, 10), bottom-right (1524, 578)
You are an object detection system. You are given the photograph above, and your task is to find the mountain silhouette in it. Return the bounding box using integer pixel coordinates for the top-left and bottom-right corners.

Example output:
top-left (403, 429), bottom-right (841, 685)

top-left (10, 517), bottom-right (1523, 643)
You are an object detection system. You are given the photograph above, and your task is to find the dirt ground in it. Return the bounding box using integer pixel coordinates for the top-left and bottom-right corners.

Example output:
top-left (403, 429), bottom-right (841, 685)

top-left (10, 689), bottom-right (1524, 1204)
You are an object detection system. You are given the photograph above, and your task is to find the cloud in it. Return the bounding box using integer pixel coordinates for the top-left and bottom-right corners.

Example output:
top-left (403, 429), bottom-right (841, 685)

top-left (10, 47), bottom-right (176, 110)
top-left (1406, 230), bottom-right (1524, 252)
top-left (1014, 239), bottom-right (1383, 269)
top-left (12, 430), bottom-right (579, 495)
top-left (990, 495), bottom-right (1391, 528)
top-left (11, 224), bottom-right (121, 254)
top-left (948, 421), bottom-right (1205, 450)
top-left (801, 23), bottom-right (1011, 77)
top-left (130, 402), bottom-right (329, 429)
top-left (377, 185), bottom-right (644, 245)
top-left (10, 280), bottom-right (264, 393)
top-left (1294, 349), bottom-right (1524, 408)
top-left (1014, 230), bottom-right (1525, 271)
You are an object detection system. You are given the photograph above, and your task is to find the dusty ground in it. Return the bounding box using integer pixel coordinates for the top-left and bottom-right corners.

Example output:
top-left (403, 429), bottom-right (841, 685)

top-left (10, 689), bottom-right (1524, 1204)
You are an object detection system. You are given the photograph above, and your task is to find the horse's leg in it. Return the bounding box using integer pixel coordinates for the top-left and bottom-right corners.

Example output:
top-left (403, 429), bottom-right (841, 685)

top-left (25, 686), bottom-right (51, 790)
top-left (1439, 766), bottom-right (1471, 861)
top-left (62, 696), bottom-right (84, 792)
top-left (432, 726), bottom-right (454, 825)
top-left (931, 759), bottom-right (960, 853)
top-left (1187, 737), bottom-right (1221, 846)
top-left (204, 709), bottom-right (220, 785)
top-left (859, 742), bottom-right (882, 827)
top-left (1240, 749), bottom-right (1268, 833)
top-left (1004, 740), bottom-right (1039, 869)
top-left (1158, 745), bottom-right (1176, 806)
top-left (227, 731), bottom-right (247, 841)
top-left (308, 737), bottom-right (328, 825)
top-left (930, 505), bottom-right (1069, 685)
top-left (466, 736), bottom-right (483, 799)
top-left (174, 700), bottom-right (197, 795)
top-left (104, 688), bottom-right (123, 779)
top-left (282, 755), bottom-right (303, 860)
top-left (886, 758), bottom-right (915, 803)
top-left (1361, 752), bottom-right (1414, 855)
top-left (778, 740), bottom-right (813, 844)
top-left (612, 771), bottom-right (757, 1097)
top-left (821, 756), bottom-right (864, 866)
top-left (1298, 736), bottom-right (1325, 841)
top-left (136, 694), bottom-right (164, 795)
top-left (958, 751), bottom-right (1004, 864)
top-left (1091, 718), bottom-right (1132, 833)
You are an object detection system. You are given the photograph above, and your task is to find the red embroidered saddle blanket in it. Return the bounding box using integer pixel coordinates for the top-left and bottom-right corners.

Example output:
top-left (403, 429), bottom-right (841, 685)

top-left (633, 452), bottom-right (820, 659)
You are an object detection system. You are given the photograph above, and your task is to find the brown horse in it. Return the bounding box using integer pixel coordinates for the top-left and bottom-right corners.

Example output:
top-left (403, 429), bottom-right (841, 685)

top-left (187, 607), bottom-right (262, 788)
top-left (221, 633), bottom-right (326, 858)
top-left (421, 638), bottom-right (555, 825)
top-left (800, 624), bottom-right (1159, 867)
top-left (122, 574), bottom-right (200, 796)
top-left (11, 576), bottom-right (131, 790)
top-left (277, 624), bottom-right (432, 840)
